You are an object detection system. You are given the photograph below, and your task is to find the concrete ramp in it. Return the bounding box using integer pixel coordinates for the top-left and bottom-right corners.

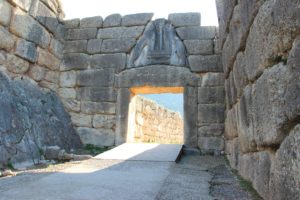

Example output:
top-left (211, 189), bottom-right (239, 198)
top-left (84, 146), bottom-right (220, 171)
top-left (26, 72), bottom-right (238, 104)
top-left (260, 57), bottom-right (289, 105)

top-left (95, 143), bottom-right (183, 162)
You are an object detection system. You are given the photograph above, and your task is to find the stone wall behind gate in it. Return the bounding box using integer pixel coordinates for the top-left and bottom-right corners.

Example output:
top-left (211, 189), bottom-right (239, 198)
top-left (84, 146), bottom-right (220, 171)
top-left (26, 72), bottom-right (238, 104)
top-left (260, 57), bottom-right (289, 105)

top-left (216, 0), bottom-right (300, 199)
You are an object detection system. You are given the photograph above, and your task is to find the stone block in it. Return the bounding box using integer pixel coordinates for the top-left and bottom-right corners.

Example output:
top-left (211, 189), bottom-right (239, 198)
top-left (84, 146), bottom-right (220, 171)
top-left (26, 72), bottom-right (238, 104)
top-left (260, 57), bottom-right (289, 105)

top-left (176, 26), bottom-right (216, 40)
top-left (0, 1), bottom-right (11, 26)
top-left (49, 38), bottom-right (63, 59)
top-left (15, 39), bottom-right (37, 62)
top-left (232, 52), bottom-right (248, 97)
top-left (198, 124), bottom-right (224, 137)
top-left (62, 98), bottom-right (80, 112)
top-left (64, 18), bottom-right (80, 28)
top-left (225, 138), bottom-right (239, 169)
top-left (60, 53), bottom-right (89, 71)
top-left (87, 39), bottom-right (102, 54)
top-left (64, 40), bottom-right (87, 53)
top-left (5, 54), bottom-right (29, 74)
top-left (189, 55), bottom-right (222, 72)
top-left (40, 0), bottom-right (58, 13)
top-left (198, 104), bottom-right (225, 124)
top-left (201, 73), bottom-right (224, 87)
top-left (76, 127), bottom-right (115, 147)
top-left (77, 87), bottom-right (116, 102)
top-left (101, 38), bottom-right (136, 53)
top-left (28, 65), bottom-right (46, 81)
top-left (90, 53), bottom-right (126, 72)
top-left (93, 115), bottom-right (116, 129)
top-left (224, 104), bottom-right (238, 140)
top-left (238, 153), bottom-right (256, 182)
top-left (121, 13), bottom-right (153, 26)
top-left (53, 24), bottom-right (66, 42)
top-left (97, 26), bottom-right (144, 39)
top-left (80, 16), bottom-right (103, 28)
top-left (0, 52), bottom-right (5, 64)
top-left (10, 8), bottom-right (50, 48)
top-left (65, 28), bottom-right (97, 40)
top-left (198, 137), bottom-right (224, 151)
top-left (0, 26), bottom-right (15, 51)
top-left (103, 14), bottom-right (121, 27)
top-left (184, 40), bottom-right (213, 55)
top-left (37, 48), bottom-right (60, 70)
top-left (168, 13), bottom-right (201, 27)
top-left (44, 70), bottom-right (59, 83)
top-left (58, 88), bottom-right (76, 99)
top-left (35, 1), bottom-right (58, 34)
top-left (77, 69), bottom-right (114, 87)
top-left (198, 87), bottom-right (224, 104)
top-left (81, 101), bottom-right (116, 115)
top-left (70, 113), bottom-right (92, 127)
top-left (39, 80), bottom-right (58, 91)
top-left (9, 0), bottom-right (32, 11)
top-left (59, 71), bottom-right (76, 87)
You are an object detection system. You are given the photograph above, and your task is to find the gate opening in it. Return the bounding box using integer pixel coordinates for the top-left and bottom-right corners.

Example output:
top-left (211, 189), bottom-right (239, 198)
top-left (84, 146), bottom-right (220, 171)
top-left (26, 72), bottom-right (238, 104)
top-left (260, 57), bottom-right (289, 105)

top-left (127, 86), bottom-right (184, 144)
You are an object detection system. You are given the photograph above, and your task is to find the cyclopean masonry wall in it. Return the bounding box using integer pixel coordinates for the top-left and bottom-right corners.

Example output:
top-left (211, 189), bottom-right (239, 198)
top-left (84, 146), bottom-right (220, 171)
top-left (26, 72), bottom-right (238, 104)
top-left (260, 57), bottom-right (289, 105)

top-left (61, 13), bottom-right (225, 153)
top-left (216, 0), bottom-right (300, 199)
top-left (127, 95), bottom-right (183, 144)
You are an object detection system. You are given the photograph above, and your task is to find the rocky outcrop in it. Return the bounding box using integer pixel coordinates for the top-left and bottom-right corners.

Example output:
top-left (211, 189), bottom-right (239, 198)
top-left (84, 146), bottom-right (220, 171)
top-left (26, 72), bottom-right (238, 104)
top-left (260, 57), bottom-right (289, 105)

top-left (0, 72), bottom-right (82, 168)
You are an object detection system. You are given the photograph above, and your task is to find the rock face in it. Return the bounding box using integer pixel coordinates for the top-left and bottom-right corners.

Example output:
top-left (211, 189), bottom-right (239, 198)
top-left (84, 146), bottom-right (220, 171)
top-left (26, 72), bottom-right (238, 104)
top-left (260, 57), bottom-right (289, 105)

top-left (0, 72), bottom-right (82, 168)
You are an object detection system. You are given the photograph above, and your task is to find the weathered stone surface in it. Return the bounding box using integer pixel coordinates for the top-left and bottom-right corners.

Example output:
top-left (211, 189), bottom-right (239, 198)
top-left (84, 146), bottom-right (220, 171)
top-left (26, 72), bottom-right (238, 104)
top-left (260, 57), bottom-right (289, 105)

top-left (116, 65), bottom-right (200, 88)
top-left (37, 48), bottom-right (60, 70)
top-left (232, 52), bottom-right (248, 98)
top-left (59, 71), bottom-right (76, 87)
top-left (81, 101), bottom-right (116, 115)
top-left (121, 13), bottom-right (153, 26)
top-left (176, 26), bottom-right (216, 40)
top-left (198, 104), bottom-right (225, 124)
top-left (77, 87), bottom-right (116, 102)
top-left (198, 87), bottom-right (224, 104)
top-left (189, 55), bottom-right (222, 72)
top-left (40, 0), bottom-right (58, 13)
top-left (9, 0), bottom-right (32, 11)
top-left (64, 40), bottom-right (87, 53)
top-left (70, 113), bottom-right (92, 127)
top-left (103, 14), bottom-right (122, 27)
top-left (198, 124), bottom-right (224, 137)
top-left (184, 40), bottom-right (213, 55)
top-left (224, 104), bottom-right (238, 140)
top-left (93, 114), bottom-right (116, 129)
top-left (129, 19), bottom-right (187, 67)
top-left (58, 88), bottom-right (76, 99)
top-left (225, 138), bottom-right (239, 169)
top-left (0, 26), bottom-right (15, 51)
top-left (5, 54), bottom-right (29, 74)
top-left (62, 98), bottom-right (80, 112)
top-left (87, 39), bottom-right (102, 54)
top-left (90, 53), bottom-right (126, 72)
top-left (98, 26), bottom-right (144, 39)
top-left (10, 8), bottom-right (50, 48)
top-left (0, 72), bottom-right (82, 166)
top-left (269, 125), bottom-right (300, 200)
top-left (77, 69), bottom-right (114, 87)
top-left (60, 53), bottom-right (89, 71)
top-left (168, 13), bottom-right (201, 27)
top-left (201, 73), bottom-right (224, 87)
top-left (101, 38), bottom-right (136, 53)
top-left (64, 18), bottom-right (80, 28)
top-left (39, 80), bottom-right (58, 91)
top-left (80, 16), bottom-right (103, 28)
top-left (44, 70), bottom-right (59, 83)
top-left (15, 39), bottom-right (37, 62)
top-left (0, 52), bottom-right (5, 64)
top-left (49, 38), bottom-right (63, 59)
top-left (65, 28), bottom-right (97, 40)
top-left (53, 24), bottom-right (66, 42)
top-left (0, 1), bottom-right (11, 26)
top-left (28, 65), bottom-right (46, 81)
top-left (35, 1), bottom-right (58, 34)
top-left (198, 137), bottom-right (224, 151)
top-left (76, 127), bottom-right (115, 147)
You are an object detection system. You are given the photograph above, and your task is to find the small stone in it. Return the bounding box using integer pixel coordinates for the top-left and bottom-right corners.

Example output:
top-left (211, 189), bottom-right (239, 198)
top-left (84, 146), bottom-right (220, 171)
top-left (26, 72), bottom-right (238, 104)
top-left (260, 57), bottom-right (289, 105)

top-left (168, 13), bottom-right (201, 27)
top-left (28, 65), bottom-right (46, 81)
top-left (87, 39), bottom-right (102, 54)
top-left (5, 54), bottom-right (29, 74)
top-left (80, 16), bottom-right (103, 28)
top-left (65, 28), bottom-right (97, 40)
top-left (176, 26), bottom-right (216, 40)
top-left (44, 70), bottom-right (59, 83)
top-left (61, 98), bottom-right (81, 112)
top-left (0, 1), bottom-right (12, 26)
top-left (15, 39), bottom-right (37, 62)
top-left (103, 14), bottom-right (122, 27)
top-left (58, 88), bottom-right (76, 99)
top-left (121, 13), bottom-right (153, 26)
top-left (101, 38), bottom-right (136, 53)
top-left (59, 71), bottom-right (76, 87)
top-left (64, 18), bottom-right (80, 28)
top-left (64, 40), bottom-right (87, 53)
top-left (37, 48), bottom-right (60, 70)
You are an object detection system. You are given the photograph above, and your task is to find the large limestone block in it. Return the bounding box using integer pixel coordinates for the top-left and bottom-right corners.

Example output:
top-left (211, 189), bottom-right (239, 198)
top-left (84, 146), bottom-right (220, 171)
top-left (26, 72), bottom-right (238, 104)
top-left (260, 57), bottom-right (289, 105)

top-left (35, 1), bottom-right (58, 34)
top-left (198, 124), bottom-right (224, 137)
top-left (10, 8), bottom-right (50, 48)
top-left (103, 14), bottom-right (121, 27)
top-left (76, 69), bottom-right (115, 87)
top-left (15, 39), bottom-right (37, 62)
top-left (0, 26), bottom-right (15, 51)
top-left (37, 48), bottom-right (60, 70)
top-left (5, 54), bottom-right (29, 74)
top-left (90, 53), bottom-right (126, 72)
top-left (9, 0), bottom-right (32, 11)
top-left (65, 28), bottom-right (97, 40)
top-left (28, 65), bottom-right (46, 81)
top-left (64, 40), bottom-right (87, 53)
top-left (93, 115), bottom-right (116, 129)
top-left (0, 1), bottom-right (11, 26)
top-left (70, 113), bottom-right (92, 127)
top-left (80, 16), bottom-right (103, 28)
top-left (225, 138), bottom-right (239, 169)
top-left (183, 40), bottom-right (213, 55)
top-left (189, 55), bottom-right (222, 72)
top-left (87, 39), bottom-right (102, 54)
top-left (64, 18), bottom-right (80, 28)
top-left (224, 104), bottom-right (238, 140)
top-left (81, 101), bottom-right (116, 115)
top-left (44, 70), bottom-right (59, 83)
top-left (49, 38), bottom-right (63, 59)
top-left (201, 73), bottom-right (224, 87)
top-left (77, 87), bottom-right (116, 102)
top-left (40, 0), bottom-right (58, 13)
top-left (101, 38), bottom-right (136, 53)
top-left (59, 71), bottom-right (76, 87)
top-left (60, 53), bottom-right (89, 71)
top-left (168, 13), bottom-right (200, 27)
top-left (98, 26), bottom-right (144, 39)
top-left (176, 26), bottom-right (216, 40)
top-left (198, 104), bottom-right (225, 124)
top-left (61, 98), bottom-right (80, 112)
top-left (198, 137), bottom-right (224, 151)
top-left (198, 87), bottom-right (224, 104)
top-left (76, 127), bottom-right (115, 147)
top-left (58, 88), bottom-right (76, 99)
top-left (121, 13), bottom-right (153, 26)
top-left (232, 52), bottom-right (248, 98)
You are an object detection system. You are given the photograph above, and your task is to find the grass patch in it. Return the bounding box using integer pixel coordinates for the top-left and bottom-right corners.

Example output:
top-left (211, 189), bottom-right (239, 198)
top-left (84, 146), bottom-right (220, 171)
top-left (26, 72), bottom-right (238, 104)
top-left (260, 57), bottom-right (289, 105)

top-left (7, 161), bottom-right (14, 170)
